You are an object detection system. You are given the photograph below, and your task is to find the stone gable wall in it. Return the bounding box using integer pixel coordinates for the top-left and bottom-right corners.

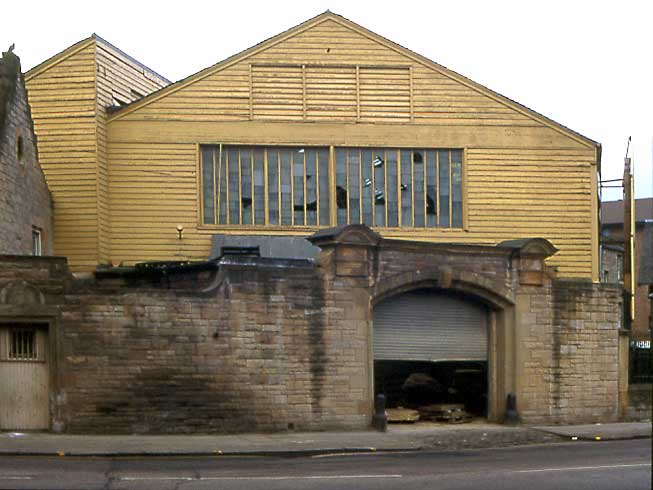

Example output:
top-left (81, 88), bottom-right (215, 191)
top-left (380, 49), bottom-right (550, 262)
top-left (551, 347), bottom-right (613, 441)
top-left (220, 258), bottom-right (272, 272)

top-left (0, 53), bottom-right (53, 256)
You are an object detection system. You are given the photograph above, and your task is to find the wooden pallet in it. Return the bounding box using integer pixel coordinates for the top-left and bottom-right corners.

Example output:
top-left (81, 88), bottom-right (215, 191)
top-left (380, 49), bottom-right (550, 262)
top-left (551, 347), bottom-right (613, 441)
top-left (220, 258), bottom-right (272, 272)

top-left (418, 403), bottom-right (472, 424)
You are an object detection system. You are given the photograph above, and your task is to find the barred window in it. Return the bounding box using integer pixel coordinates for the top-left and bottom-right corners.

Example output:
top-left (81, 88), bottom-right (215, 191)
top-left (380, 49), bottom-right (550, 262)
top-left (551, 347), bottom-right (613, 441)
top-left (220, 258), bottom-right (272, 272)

top-left (10, 329), bottom-right (36, 360)
top-left (201, 145), bottom-right (463, 229)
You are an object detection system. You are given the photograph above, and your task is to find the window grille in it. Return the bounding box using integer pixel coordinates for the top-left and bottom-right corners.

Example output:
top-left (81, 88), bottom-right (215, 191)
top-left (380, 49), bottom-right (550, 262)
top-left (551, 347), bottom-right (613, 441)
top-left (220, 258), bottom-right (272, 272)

top-left (8, 329), bottom-right (37, 360)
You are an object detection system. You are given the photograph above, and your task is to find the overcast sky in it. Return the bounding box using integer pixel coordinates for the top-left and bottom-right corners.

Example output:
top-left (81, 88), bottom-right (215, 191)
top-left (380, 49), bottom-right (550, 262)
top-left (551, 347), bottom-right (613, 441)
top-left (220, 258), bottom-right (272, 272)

top-left (4, 0), bottom-right (651, 200)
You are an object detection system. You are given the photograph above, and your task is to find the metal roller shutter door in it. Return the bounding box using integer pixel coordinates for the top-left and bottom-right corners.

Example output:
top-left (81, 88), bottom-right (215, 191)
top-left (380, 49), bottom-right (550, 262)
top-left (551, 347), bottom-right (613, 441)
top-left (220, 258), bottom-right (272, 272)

top-left (373, 290), bottom-right (487, 361)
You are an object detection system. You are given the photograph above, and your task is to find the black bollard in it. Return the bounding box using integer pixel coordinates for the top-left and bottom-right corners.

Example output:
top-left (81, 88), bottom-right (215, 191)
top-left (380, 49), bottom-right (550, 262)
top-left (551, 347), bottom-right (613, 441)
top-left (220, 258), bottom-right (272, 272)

top-left (372, 393), bottom-right (387, 432)
top-left (505, 392), bottom-right (520, 426)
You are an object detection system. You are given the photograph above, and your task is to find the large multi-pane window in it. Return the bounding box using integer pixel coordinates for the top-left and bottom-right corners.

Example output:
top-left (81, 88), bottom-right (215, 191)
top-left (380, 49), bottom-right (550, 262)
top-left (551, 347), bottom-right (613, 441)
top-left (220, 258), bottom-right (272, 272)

top-left (334, 148), bottom-right (463, 228)
top-left (201, 146), bottom-right (330, 226)
top-left (201, 145), bottom-right (463, 229)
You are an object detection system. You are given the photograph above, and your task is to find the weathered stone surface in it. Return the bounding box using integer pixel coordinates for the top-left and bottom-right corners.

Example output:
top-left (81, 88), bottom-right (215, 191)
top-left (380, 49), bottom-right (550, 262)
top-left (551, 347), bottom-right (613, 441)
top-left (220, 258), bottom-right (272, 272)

top-left (0, 231), bottom-right (629, 433)
top-left (0, 50), bottom-right (53, 256)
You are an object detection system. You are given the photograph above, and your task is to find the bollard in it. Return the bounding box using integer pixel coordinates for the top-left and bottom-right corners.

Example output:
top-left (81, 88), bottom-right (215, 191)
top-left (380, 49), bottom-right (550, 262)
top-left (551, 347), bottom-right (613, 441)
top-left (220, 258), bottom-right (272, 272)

top-left (372, 393), bottom-right (387, 432)
top-left (505, 392), bottom-right (520, 426)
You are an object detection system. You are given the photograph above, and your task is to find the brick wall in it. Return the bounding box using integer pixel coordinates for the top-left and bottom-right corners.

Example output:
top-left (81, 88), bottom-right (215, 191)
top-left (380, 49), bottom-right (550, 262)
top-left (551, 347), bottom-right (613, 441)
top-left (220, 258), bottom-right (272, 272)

top-left (0, 51), bottom-right (53, 256)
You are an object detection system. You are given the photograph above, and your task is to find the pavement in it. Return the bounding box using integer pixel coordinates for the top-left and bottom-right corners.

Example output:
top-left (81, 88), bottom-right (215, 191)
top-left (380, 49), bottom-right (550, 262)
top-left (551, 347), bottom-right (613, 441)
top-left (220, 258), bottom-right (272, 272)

top-left (0, 421), bottom-right (649, 457)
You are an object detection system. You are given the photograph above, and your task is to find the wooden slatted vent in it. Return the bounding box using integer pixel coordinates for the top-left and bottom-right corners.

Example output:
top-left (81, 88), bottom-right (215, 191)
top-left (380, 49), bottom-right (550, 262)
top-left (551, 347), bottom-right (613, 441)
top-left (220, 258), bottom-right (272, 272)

top-left (251, 64), bottom-right (410, 122)
top-left (359, 67), bottom-right (410, 122)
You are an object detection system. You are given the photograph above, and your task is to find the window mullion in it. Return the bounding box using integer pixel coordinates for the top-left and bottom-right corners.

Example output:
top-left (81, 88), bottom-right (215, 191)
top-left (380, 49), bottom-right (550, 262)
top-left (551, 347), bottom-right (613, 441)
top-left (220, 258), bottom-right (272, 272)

top-left (290, 151), bottom-right (295, 226)
top-left (358, 149), bottom-right (363, 224)
top-left (329, 146), bottom-right (336, 226)
top-left (384, 149), bottom-right (388, 227)
top-left (263, 149), bottom-right (269, 226)
top-left (423, 148), bottom-right (427, 228)
top-left (371, 149), bottom-right (375, 227)
top-left (316, 150), bottom-right (320, 226)
top-left (397, 149), bottom-right (402, 227)
top-left (216, 145), bottom-right (222, 224)
top-left (225, 149), bottom-right (230, 225)
top-left (436, 151), bottom-right (440, 226)
top-left (410, 151), bottom-right (415, 227)
top-left (449, 149), bottom-right (453, 228)
top-left (277, 149), bottom-right (281, 225)
top-left (345, 149), bottom-right (350, 224)
top-left (238, 148), bottom-right (243, 225)
top-left (250, 149), bottom-right (255, 225)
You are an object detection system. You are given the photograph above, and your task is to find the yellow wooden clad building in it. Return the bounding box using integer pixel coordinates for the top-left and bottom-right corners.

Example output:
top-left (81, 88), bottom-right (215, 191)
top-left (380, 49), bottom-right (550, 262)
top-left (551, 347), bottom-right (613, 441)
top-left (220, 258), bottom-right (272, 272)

top-left (26, 12), bottom-right (600, 280)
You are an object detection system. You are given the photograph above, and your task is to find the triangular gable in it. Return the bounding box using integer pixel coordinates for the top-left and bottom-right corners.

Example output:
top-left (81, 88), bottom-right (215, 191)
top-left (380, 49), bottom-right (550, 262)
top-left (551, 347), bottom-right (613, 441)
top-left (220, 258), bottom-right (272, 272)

top-left (26, 35), bottom-right (170, 86)
top-left (25, 36), bottom-right (95, 81)
top-left (108, 11), bottom-right (597, 149)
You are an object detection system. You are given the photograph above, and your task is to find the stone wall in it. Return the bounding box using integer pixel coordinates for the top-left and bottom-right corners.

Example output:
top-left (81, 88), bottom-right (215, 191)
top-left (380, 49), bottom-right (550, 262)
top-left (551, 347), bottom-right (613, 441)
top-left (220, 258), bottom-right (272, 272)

top-left (0, 226), bottom-right (628, 433)
top-left (0, 50), bottom-right (53, 256)
top-left (626, 384), bottom-right (652, 421)
top-left (0, 255), bottom-right (369, 434)
top-left (518, 280), bottom-right (622, 423)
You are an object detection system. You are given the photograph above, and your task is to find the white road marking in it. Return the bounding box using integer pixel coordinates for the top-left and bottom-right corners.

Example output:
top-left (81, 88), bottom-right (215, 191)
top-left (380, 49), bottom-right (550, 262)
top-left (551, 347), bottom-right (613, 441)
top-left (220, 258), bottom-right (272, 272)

top-left (0, 476), bottom-right (33, 480)
top-left (120, 474), bottom-right (402, 481)
top-left (515, 463), bottom-right (651, 474)
top-left (120, 477), bottom-right (194, 481)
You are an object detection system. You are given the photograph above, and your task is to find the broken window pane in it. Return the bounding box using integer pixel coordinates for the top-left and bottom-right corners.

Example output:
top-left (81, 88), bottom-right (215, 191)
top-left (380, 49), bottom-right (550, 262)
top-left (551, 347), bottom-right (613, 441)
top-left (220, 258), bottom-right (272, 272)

top-left (267, 149), bottom-right (279, 225)
top-left (452, 150), bottom-right (463, 228)
top-left (201, 147), bottom-right (215, 224)
top-left (386, 149), bottom-right (398, 227)
top-left (280, 149), bottom-right (292, 225)
top-left (426, 150), bottom-right (437, 227)
top-left (254, 148), bottom-right (265, 225)
top-left (318, 148), bottom-right (330, 226)
top-left (439, 150), bottom-right (450, 228)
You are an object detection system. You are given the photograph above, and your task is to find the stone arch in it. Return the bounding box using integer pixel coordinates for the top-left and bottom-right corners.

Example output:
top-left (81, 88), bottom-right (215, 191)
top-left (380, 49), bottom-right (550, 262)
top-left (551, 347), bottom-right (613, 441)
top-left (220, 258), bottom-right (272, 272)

top-left (0, 280), bottom-right (45, 305)
top-left (372, 267), bottom-right (514, 310)
top-left (370, 266), bottom-right (515, 423)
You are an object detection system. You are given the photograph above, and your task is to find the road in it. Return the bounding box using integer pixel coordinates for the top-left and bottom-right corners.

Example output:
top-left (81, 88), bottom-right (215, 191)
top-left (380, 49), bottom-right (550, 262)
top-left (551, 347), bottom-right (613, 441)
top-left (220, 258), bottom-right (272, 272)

top-left (0, 439), bottom-right (650, 489)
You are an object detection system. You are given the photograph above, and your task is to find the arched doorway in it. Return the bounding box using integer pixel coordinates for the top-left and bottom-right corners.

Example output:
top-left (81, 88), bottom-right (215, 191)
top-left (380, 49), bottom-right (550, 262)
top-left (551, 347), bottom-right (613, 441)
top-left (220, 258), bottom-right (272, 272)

top-left (373, 288), bottom-right (490, 421)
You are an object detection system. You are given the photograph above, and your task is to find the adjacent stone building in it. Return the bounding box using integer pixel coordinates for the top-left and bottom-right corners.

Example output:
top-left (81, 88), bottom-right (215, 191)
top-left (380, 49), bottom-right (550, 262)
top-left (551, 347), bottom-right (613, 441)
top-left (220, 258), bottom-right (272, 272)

top-left (0, 47), bottom-right (52, 255)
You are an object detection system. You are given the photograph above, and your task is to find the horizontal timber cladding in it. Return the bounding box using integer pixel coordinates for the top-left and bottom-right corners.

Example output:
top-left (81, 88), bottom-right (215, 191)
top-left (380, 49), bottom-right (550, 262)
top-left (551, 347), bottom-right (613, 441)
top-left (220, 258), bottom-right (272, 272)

top-left (358, 67), bottom-right (410, 122)
top-left (251, 64), bottom-right (410, 122)
top-left (102, 14), bottom-right (598, 278)
top-left (466, 147), bottom-right (594, 278)
top-left (373, 290), bottom-right (488, 362)
top-left (95, 41), bottom-right (170, 264)
top-left (25, 42), bottom-right (99, 270)
top-left (305, 65), bottom-right (357, 120)
top-left (108, 143), bottom-right (207, 264)
top-left (114, 18), bottom-right (548, 127)
top-left (108, 137), bottom-right (595, 279)
top-left (26, 37), bottom-right (169, 270)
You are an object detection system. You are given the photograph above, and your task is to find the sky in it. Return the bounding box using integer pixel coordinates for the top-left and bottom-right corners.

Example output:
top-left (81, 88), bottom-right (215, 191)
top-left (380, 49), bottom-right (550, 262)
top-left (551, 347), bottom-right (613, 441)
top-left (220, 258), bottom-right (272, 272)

top-left (3, 0), bottom-right (651, 200)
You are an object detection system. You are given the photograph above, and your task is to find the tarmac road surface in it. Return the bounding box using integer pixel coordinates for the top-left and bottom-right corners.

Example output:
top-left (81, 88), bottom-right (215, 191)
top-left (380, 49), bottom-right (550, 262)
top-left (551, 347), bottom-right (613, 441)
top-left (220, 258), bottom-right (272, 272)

top-left (0, 439), bottom-right (650, 490)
